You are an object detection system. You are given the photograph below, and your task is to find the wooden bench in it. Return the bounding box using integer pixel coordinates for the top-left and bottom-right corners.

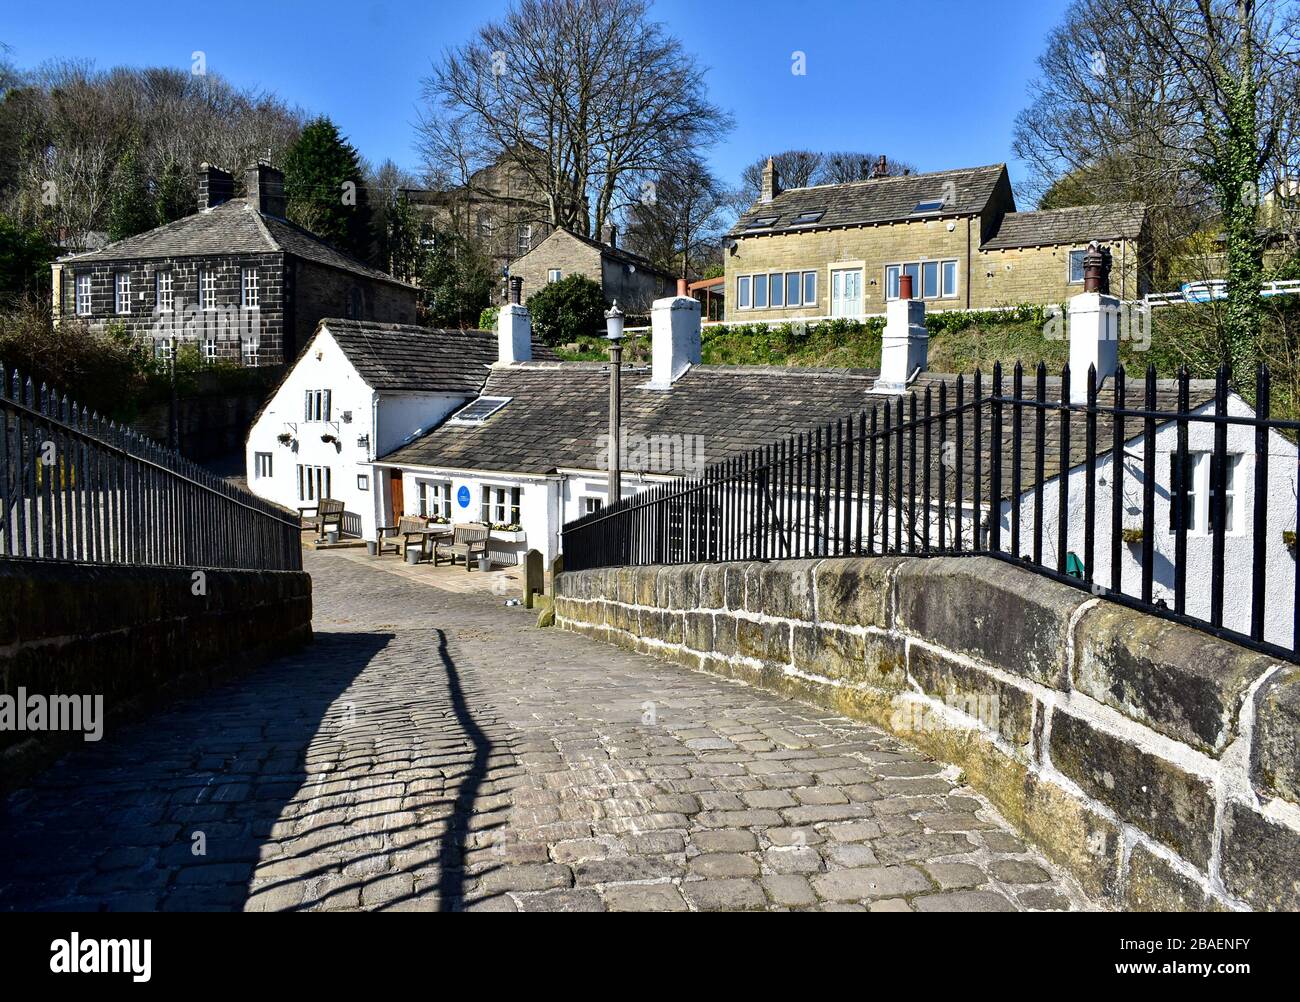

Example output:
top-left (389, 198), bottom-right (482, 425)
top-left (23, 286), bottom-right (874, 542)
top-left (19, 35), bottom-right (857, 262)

top-left (376, 515), bottom-right (434, 559)
top-left (434, 522), bottom-right (490, 571)
top-left (299, 498), bottom-right (346, 540)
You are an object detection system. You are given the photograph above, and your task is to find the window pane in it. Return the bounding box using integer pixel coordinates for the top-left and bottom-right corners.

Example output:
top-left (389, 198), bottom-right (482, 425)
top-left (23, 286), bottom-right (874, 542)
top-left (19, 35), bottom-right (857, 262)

top-left (922, 261), bottom-right (939, 299)
top-left (738, 276), bottom-right (751, 308)
top-left (770, 273), bottom-right (784, 307)
top-left (1069, 250), bottom-right (1085, 283)
top-left (903, 263), bottom-right (920, 295)
top-left (885, 266), bottom-right (900, 300)
top-left (942, 260), bottom-right (958, 298)
top-left (785, 272), bottom-right (801, 306)
top-left (803, 271), bottom-right (816, 306)
top-left (754, 274), bottom-right (768, 308)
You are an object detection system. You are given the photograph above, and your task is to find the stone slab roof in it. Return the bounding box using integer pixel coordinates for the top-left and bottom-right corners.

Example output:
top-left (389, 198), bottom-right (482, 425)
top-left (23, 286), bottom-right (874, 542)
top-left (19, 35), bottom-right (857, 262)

top-left (322, 319), bottom-right (558, 394)
top-left (728, 164), bottom-right (1008, 239)
top-left (379, 361), bottom-right (1217, 498)
top-left (58, 198), bottom-right (412, 287)
top-left (521, 228), bottom-right (677, 281)
top-left (981, 203), bottom-right (1147, 250)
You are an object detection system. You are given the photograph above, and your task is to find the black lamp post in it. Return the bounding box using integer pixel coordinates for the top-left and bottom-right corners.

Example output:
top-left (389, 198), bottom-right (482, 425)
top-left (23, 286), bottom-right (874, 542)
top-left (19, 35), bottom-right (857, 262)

top-left (605, 301), bottom-right (625, 505)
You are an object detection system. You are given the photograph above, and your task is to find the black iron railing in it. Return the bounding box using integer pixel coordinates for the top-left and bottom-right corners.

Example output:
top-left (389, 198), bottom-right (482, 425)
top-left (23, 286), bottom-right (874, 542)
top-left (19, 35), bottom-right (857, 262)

top-left (562, 361), bottom-right (1300, 662)
top-left (1, 364), bottom-right (302, 571)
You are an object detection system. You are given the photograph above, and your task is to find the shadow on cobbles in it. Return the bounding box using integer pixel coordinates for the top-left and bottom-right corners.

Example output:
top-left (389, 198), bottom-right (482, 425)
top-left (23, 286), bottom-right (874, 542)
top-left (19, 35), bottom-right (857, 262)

top-left (0, 631), bottom-right (389, 911)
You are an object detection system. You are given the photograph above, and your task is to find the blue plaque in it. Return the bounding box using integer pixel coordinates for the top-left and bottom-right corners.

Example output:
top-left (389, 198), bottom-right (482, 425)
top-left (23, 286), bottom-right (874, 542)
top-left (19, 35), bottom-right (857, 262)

top-left (457, 485), bottom-right (471, 508)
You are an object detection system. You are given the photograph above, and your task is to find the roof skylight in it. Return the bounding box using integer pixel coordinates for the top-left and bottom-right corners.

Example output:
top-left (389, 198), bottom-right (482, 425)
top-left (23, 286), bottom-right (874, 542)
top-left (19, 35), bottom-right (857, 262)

top-left (449, 396), bottom-right (512, 424)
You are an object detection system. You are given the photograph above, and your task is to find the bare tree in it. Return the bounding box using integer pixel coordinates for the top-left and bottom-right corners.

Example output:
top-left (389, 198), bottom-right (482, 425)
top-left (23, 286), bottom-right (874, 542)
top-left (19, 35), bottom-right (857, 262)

top-left (417, 0), bottom-right (733, 238)
top-left (622, 156), bottom-right (729, 278)
top-left (1014, 0), bottom-right (1300, 376)
top-left (732, 149), bottom-right (918, 213)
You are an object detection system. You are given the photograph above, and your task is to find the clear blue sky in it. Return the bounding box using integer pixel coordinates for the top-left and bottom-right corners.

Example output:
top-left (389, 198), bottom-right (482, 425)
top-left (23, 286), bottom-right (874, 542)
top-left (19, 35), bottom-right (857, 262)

top-left (4, 0), bottom-right (1071, 205)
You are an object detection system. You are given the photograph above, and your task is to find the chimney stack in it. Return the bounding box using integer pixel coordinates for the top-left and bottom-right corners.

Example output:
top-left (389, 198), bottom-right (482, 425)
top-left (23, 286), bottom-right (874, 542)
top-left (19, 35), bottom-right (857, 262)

top-left (601, 222), bottom-right (617, 248)
top-left (496, 284), bottom-right (532, 365)
top-left (1068, 241), bottom-right (1119, 403)
top-left (245, 162), bottom-right (286, 218)
top-left (875, 284), bottom-right (927, 394)
top-left (647, 291), bottom-right (701, 389)
top-left (197, 163), bottom-right (234, 211)
top-left (760, 158), bottom-right (781, 203)
top-left (870, 155), bottom-right (889, 179)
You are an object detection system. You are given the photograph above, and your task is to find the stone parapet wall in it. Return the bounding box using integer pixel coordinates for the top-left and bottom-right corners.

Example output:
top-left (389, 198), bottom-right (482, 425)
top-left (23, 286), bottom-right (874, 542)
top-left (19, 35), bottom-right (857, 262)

top-left (0, 561), bottom-right (312, 787)
top-left (555, 555), bottom-right (1300, 911)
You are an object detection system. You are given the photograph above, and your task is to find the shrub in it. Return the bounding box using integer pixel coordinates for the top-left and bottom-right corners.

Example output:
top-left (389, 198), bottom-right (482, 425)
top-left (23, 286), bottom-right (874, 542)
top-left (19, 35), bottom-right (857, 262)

top-left (479, 305), bottom-right (499, 332)
top-left (527, 274), bottom-right (606, 346)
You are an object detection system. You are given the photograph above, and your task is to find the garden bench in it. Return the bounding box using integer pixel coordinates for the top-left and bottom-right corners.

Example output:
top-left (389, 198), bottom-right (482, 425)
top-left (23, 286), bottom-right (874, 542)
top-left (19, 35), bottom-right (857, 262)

top-left (434, 522), bottom-right (490, 571)
top-left (376, 515), bottom-right (437, 559)
top-left (299, 498), bottom-right (346, 540)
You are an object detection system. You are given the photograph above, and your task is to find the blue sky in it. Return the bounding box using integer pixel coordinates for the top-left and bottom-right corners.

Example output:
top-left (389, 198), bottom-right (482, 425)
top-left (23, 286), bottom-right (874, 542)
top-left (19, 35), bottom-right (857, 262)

top-left (4, 0), bottom-right (1070, 204)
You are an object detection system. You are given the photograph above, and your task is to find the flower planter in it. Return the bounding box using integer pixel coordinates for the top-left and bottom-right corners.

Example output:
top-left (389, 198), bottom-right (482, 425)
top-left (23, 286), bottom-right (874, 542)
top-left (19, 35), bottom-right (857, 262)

top-left (477, 554), bottom-right (493, 572)
top-left (326, 529), bottom-right (340, 545)
top-left (366, 540), bottom-right (378, 557)
top-left (490, 529), bottom-right (527, 543)
top-left (405, 548), bottom-right (423, 565)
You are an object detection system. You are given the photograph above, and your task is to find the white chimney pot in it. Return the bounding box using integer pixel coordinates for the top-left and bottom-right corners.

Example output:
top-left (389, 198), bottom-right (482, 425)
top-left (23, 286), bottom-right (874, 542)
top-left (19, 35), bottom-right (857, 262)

top-left (496, 303), bottom-right (532, 365)
top-left (1067, 291), bottom-right (1120, 402)
top-left (647, 295), bottom-right (701, 389)
top-left (875, 298), bottom-right (928, 394)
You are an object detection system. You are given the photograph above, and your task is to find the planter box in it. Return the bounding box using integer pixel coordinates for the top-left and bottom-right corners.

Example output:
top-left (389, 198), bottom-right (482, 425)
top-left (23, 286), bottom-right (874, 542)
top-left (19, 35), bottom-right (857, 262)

top-left (490, 529), bottom-right (527, 543)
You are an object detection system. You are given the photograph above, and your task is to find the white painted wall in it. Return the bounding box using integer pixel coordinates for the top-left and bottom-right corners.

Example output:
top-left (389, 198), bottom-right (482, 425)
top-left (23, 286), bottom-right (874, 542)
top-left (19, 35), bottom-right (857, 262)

top-left (998, 394), bottom-right (1299, 647)
top-left (245, 326), bottom-right (471, 540)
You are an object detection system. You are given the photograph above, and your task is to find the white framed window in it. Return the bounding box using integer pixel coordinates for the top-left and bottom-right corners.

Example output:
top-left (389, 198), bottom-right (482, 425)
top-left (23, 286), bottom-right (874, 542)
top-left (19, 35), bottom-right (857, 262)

top-left (156, 270), bottom-right (174, 312)
top-left (481, 484), bottom-right (521, 526)
top-left (582, 496), bottom-right (603, 516)
top-left (75, 273), bottom-right (92, 316)
top-left (737, 270), bottom-right (820, 310)
top-left (417, 480), bottom-right (453, 520)
top-left (548, 268), bottom-right (561, 283)
top-left (517, 223), bottom-right (532, 255)
top-left (202, 340), bottom-right (217, 363)
top-left (199, 268), bottom-right (216, 310)
top-left (885, 260), bottom-right (959, 301)
top-left (115, 272), bottom-right (131, 314)
top-left (155, 340), bottom-right (173, 362)
top-left (242, 268), bottom-right (259, 308)
top-left (297, 464), bottom-right (331, 502)
top-left (478, 211), bottom-right (494, 239)
top-left (243, 341), bottom-right (260, 367)
top-left (802, 270), bottom-right (817, 306)
top-left (1068, 249), bottom-right (1087, 284)
top-left (304, 389), bottom-right (332, 422)
top-left (1167, 452), bottom-right (1242, 535)
top-left (254, 452), bottom-right (273, 478)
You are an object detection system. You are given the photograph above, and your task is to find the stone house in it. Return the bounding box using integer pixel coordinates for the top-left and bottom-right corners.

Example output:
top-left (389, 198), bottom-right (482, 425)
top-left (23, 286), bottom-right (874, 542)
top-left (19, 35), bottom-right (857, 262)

top-left (406, 147), bottom-right (556, 293)
top-left (724, 159), bottom-right (1149, 320)
top-left (52, 163), bottom-right (418, 365)
top-left (511, 227), bottom-right (677, 312)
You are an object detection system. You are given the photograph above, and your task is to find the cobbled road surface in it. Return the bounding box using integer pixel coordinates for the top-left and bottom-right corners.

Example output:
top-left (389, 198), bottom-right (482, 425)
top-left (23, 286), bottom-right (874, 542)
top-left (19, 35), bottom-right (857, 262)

top-left (0, 550), bottom-right (1096, 912)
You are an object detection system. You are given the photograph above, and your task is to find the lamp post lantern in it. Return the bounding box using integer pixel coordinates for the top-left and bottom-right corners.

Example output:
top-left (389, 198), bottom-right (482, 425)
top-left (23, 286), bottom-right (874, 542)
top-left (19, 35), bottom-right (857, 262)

top-left (605, 301), bottom-right (625, 505)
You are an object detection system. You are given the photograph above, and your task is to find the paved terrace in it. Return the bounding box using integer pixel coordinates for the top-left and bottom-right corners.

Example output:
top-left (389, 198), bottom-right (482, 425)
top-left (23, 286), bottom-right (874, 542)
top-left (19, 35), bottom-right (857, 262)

top-left (0, 550), bottom-right (1097, 912)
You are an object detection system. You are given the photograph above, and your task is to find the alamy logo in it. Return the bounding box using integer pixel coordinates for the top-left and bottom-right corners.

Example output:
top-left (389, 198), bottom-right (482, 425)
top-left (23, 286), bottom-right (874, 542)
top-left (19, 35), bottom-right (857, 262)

top-left (0, 689), bottom-right (103, 741)
top-left (50, 933), bottom-right (151, 982)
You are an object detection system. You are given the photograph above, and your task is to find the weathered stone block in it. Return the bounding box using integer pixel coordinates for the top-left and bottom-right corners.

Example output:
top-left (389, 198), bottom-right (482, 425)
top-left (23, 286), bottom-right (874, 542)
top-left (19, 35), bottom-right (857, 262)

top-left (683, 611), bottom-right (713, 651)
top-left (723, 563), bottom-right (747, 610)
top-left (735, 617), bottom-right (791, 664)
top-left (894, 556), bottom-right (1083, 687)
top-left (1219, 802), bottom-right (1300, 911)
top-left (634, 567), bottom-right (659, 608)
top-left (713, 613), bottom-right (738, 656)
top-left (1122, 841), bottom-right (1211, 912)
top-left (1252, 667), bottom-right (1300, 807)
top-left (814, 557), bottom-right (911, 629)
top-left (698, 563), bottom-right (727, 609)
top-left (1073, 603), bottom-right (1274, 754)
top-left (742, 560), bottom-right (818, 621)
top-left (908, 646), bottom-right (1034, 747)
top-left (656, 563), bottom-right (699, 610)
top-left (1048, 709), bottom-right (1215, 868)
top-left (790, 623), bottom-right (864, 680)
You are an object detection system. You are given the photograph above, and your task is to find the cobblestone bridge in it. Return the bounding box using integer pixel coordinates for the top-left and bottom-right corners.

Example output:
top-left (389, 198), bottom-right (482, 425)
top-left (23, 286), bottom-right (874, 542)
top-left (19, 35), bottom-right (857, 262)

top-left (0, 551), bottom-right (1096, 912)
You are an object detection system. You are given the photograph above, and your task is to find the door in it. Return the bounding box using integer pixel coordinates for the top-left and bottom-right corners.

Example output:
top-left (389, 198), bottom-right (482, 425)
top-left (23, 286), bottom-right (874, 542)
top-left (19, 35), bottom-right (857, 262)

top-left (830, 268), bottom-right (862, 317)
top-left (389, 469), bottom-right (404, 524)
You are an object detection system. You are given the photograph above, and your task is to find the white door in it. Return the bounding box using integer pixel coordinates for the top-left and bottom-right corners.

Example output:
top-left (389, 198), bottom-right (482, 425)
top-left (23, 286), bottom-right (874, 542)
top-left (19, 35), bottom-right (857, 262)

top-left (830, 269), bottom-right (862, 317)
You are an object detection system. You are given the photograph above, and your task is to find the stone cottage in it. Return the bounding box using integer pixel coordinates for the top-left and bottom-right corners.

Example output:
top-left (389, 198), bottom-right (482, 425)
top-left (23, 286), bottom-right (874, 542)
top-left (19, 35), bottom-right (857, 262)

top-left (51, 163), bottom-right (418, 365)
top-left (724, 158), bottom-right (1149, 320)
top-left (511, 227), bottom-right (677, 312)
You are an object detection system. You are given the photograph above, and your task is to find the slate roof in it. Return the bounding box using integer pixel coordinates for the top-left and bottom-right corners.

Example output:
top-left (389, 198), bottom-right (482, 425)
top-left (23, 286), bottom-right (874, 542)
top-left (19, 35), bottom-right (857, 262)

top-left (378, 362), bottom-right (1217, 498)
top-left (982, 202), bottom-right (1147, 250)
top-left (58, 198), bottom-right (412, 287)
top-left (523, 228), bottom-right (677, 280)
top-left (728, 164), bottom-right (1008, 239)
